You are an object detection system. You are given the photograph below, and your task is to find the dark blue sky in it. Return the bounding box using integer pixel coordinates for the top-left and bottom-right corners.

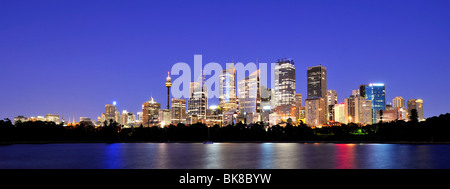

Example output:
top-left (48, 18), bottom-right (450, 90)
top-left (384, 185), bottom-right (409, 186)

top-left (1, 0), bottom-right (449, 121)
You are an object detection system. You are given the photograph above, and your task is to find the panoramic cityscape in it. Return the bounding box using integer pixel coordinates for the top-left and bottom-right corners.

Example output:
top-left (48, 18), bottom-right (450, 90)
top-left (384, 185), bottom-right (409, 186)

top-left (10, 58), bottom-right (425, 130)
top-left (2, 1), bottom-right (450, 181)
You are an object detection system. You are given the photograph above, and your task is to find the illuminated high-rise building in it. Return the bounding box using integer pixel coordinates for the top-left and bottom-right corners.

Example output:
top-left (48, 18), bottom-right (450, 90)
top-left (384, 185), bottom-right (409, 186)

top-left (407, 99), bottom-right (424, 121)
top-left (142, 97), bottom-right (161, 127)
top-left (306, 65), bottom-right (327, 125)
top-left (187, 81), bottom-right (208, 121)
top-left (354, 96), bottom-right (373, 125)
top-left (307, 65), bottom-right (327, 99)
top-left (238, 69), bottom-right (261, 120)
top-left (273, 58), bottom-right (296, 122)
top-left (295, 93), bottom-right (303, 123)
top-left (360, 83), bottom-right (386, 124)
top-left (159, 109), bottom-right (171, 127)
top-left (305, 97), bottom-right (327, 127)
top-left (393, 96), bottom-right (405, 109)
top-left (327, 90), bottom-right (337, 121)
top-left (219, 63), bottom-right (238, 112)
top-left (333, 103), bottom-right (345, 123)
top-left (45, 114), bottom-right (60, 124)
top-left (344, 95), bottom-right (372, 125)
top-left (171, 98), bottom-right (186, 124)
top-left (104, 104), bottom-right (117, 122)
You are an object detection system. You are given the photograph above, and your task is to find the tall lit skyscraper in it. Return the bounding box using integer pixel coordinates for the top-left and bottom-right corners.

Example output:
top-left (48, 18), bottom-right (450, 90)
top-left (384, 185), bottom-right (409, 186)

top-left (305, 97), bottom-right (327, 127)
top-left (344, 95), bottom-right (372, 125)
top-left (295, 93), bottom-right (303, 123)
top-left (188, 81), bottom-right (208, 121)
top-left (171, 98), bottom-right (186, 124)
top-left (307, 65), bottom-right (327, 99)
top-left (334, 103), bottom-right (345, 123)
top-left (306, 65), bottom-right (327, 126)
top-left (142, 97), bottom-right (161, 127)
top-left (273, 58), bottom-right (296, 121)
top-left (104, 104), bottom-right (117, 122)
top-left (360, 83), bottom-right (386, 124)
top-left (327, 90), bottom-right (337, 121)
top-left (238, 69), bottom-right (261, 117)
top-left (407, 99), bottom-right (424, 121)
top-left (393, 96), bottom-right (405, 109)
top-left (354, 96), bottom-right (373, 125)
top-left (219, 63), bottom-right (238, 112)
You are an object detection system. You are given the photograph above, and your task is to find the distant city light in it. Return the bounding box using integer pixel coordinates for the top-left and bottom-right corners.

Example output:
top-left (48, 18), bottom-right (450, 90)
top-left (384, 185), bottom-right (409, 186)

top-left (113, 101), bottom-right (117, 106)
top-left (370, 83), bottom-right (385, 87)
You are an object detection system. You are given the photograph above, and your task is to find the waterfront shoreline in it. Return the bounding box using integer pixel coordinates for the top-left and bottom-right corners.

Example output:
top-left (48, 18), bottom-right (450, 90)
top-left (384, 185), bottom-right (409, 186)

top-left (2, 140), bottom-right (450, 145)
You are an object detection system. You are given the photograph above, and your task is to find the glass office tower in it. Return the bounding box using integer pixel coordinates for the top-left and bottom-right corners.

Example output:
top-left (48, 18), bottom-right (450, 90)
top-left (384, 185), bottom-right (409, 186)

top-left (360, 83), bottom-right (386, 124)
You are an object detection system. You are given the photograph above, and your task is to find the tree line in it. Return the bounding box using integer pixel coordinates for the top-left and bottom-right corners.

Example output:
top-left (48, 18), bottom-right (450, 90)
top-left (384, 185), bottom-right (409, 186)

top-left (0, 113), bottom-right (449, 143)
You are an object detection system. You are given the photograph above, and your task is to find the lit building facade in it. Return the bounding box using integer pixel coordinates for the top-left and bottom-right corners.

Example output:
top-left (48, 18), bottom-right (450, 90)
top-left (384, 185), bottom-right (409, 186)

top-left (407, 99), bottom-right (424, 121)
top-left (219, 63), bottom-right (238, 112)
top-left (142, 97), bottom-right (161, 127)
top-left (306, 65), bottom-right (327, 126)
top-left (45, 114), bottom-right (60, 124)
top-left (273, 59), bottom-right (296, 122)
top-left (360, 83), bottom-right (386, 124)
top-left (171, 98), bottom-right (186, 125)
top-left (104, 104), bottom-right (117, 122)
top-left (187, 81), bottom-right (208, 121)
top-left (238, 69), bottom-right (261, 122)
top-left (354, 97), bottom-right (373, 125)
top-left (393, 96), bottom-right (405, 109)
top-left (327, 90), bottom-right (337, 121)
top-left (159, 109), bottom-right (171, 127)
top-left (305, 97), bottom-right (327, 127)
top-left (334, 103), bottom-right (345, 123)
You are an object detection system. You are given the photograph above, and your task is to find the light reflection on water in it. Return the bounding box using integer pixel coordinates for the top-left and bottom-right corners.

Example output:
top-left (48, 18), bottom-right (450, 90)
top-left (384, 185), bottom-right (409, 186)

top-left (1, 143), bottom-right (450, 169)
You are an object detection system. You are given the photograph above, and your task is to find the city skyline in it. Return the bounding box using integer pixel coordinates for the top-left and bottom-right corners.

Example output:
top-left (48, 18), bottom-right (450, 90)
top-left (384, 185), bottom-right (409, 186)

top-left (1, 0), bottom-right (450, 121)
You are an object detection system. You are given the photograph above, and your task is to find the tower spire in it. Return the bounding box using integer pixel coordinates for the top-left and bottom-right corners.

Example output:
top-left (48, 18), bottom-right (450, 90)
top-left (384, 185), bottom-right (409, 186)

top-left (165, 71), bottom-right (172, 110)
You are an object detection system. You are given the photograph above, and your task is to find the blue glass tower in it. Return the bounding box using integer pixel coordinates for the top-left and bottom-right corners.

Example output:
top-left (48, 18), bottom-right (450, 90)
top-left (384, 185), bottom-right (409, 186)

top-left (360, 83), bottom-right (386, 124)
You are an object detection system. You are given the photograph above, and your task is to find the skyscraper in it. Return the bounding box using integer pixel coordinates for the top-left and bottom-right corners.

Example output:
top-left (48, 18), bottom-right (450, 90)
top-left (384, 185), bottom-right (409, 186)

top-left (360, 83), bottom-right (386, 124)
top-left (238, 69), bottom-right (261, 118)
top-left (171, 98), bottom-right (186, 124)
top-left (334, 103), bottom-right (345, 123)
top-left (393, 96), bottom-right (405, 109)
top-left (307, 65), bottom-right (327, 99)
top-left (407, 99), bottom-right (424, 121)
top-left (142, 97), bottom-right (161, 127)
top-left (295, 93), bottom-right (303, 123)
top-left (306, 65), bottom-right (327, 126)
top-left (219, 63), bottom-right (238, 112)
top-left (305, 97), bottom-right (327, 127)
top-left (273, 58), bottom-right (296, 121)
top-left (344, 95), bottom-right (372, 125)
top-left (327, 90), bottom-right (337, 121)
top-left (104, 104), bottom-right (117, 122)
top-left (354, 96), bottom-right (373, 125)
top-left (187, 81), bottom-right (208, 121)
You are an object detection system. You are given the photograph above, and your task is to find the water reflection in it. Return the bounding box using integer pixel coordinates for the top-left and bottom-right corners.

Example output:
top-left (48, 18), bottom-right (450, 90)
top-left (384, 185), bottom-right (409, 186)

top-left (205, 144), bottom-right (222, 169)
top-left (104, 143), bottom-right (124, 169)
top-left (334, 144), bottom-right (356, 169)
top-left (260, 143), bottom-right (274, 169)
top-left (2, 143), bottom-right (450, 169)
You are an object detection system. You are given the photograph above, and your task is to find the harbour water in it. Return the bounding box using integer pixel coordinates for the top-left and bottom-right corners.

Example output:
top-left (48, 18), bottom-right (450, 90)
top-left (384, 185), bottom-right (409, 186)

top-left (1, 143), bottom-right (449, 169)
